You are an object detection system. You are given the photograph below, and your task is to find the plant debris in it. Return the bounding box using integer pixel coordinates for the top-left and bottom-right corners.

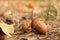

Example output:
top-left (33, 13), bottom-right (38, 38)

top-left (0, 22), bottom-right (14, 37)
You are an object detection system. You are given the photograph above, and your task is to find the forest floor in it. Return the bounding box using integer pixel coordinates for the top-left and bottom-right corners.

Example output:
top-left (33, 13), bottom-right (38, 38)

top-left (0, 0), bottom-right (60, 40)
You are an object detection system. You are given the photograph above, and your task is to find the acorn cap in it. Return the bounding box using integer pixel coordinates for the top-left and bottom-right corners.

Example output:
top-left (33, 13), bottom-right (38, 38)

top-left (22, 20), bottom-right (32, 33)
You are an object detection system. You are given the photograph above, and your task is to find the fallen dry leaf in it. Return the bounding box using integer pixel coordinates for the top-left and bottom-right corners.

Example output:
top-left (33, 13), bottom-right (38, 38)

top-left (0, 22), bottom-right (14, 37)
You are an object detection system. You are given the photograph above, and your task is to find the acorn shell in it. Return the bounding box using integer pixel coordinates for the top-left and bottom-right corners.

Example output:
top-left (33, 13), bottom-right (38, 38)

top-left (32, 18), bottom-right (48, 34)
top-left (22, 20), bottom-right (32, 33)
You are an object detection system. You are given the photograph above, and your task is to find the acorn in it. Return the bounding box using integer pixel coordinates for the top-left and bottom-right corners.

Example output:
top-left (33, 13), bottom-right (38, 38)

top-left (28, 1), bottom-right (34, 8)
top-left (22, 20), bottom-right (32, 33)
top-left (32, 18), bottom-right (48, 35)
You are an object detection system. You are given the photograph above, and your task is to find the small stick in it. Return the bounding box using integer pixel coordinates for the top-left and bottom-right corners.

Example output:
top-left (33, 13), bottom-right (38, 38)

top-left (31, 8), bottom-right (34, 20)
top-left (31, 8), bottom-right (34, 27)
